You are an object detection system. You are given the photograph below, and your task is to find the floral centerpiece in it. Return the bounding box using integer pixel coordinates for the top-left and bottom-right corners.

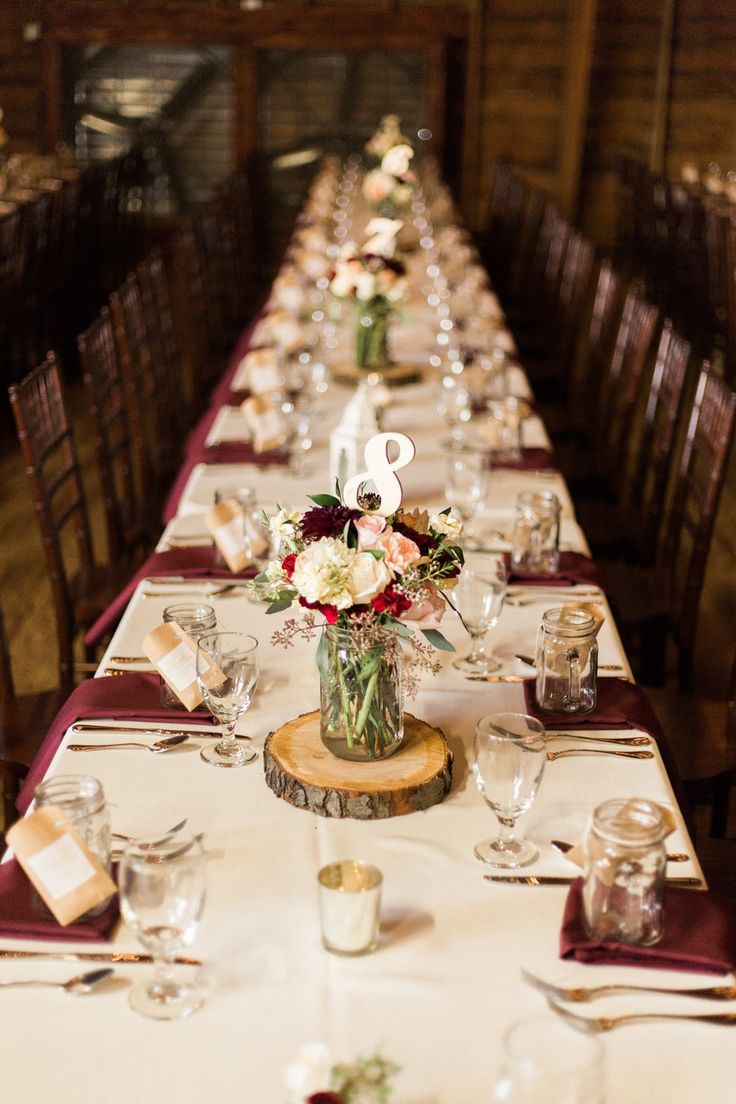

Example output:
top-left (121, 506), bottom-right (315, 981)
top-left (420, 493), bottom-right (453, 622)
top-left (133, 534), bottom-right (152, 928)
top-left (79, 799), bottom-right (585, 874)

top-left (362, 144), bottom-right (416, 217)
top-left (328, 222), bottom-right (407, 371)
top-left (364, 113), bottom-right (410, 162)
top-left (260, 483), bottom-right (462, 761)
top-left (285, 1043), bottom-right (399, 1103)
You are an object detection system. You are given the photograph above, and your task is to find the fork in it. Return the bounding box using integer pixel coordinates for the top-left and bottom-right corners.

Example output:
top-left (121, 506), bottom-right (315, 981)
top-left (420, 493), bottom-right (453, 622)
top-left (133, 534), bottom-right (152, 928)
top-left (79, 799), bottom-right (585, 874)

top-left (522, 969), bottom-right (736, 1003)
top-left (543, 732), bottom-right (651, 747)
top-left (546, 748), bottom-right (654, 761)
top-left (547, 998), bottom-right (736, 1032)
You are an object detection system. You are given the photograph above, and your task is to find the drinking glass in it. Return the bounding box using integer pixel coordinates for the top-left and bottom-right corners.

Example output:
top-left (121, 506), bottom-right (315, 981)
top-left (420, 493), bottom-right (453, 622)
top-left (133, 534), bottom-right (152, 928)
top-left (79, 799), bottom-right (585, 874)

top-left (118, 832), bottom-right (206, 1021)
top-left (472, 712), bottom-right (546, 866)
top-left (492, 1016), bottom-right (605, 1103)
top-left (436, 374), bottom-right (471, 448)
top-left (445, 451), bottom-right (488, 550)
top-left (451, 560), bottom-right (506, 675)
top-left (196, 631), bottom-right (259, 768)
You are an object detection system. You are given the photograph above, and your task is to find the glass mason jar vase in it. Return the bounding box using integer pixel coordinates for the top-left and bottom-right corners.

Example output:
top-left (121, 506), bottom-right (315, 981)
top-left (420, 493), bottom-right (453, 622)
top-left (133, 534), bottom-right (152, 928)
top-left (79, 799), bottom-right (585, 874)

top-left (355, 299), bottom-right (392, 371)
top-left (317, 623), bottom-right (404, 761)
top-left (161, 604), bottom-right (217, 710)
top-left (583, 798), bottom-right (668, 946)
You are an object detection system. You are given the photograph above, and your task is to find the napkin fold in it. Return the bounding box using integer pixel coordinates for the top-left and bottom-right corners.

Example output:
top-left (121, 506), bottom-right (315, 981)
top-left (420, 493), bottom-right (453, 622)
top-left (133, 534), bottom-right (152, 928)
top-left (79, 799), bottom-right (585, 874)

top-left (15, 673), bottom-right (213, 814)
top-left (84, 547), bottom-right (256, 645)
top-left (522, 677), bottom-right (665, 740)
top-left (489, 447), bottom-right (557, 472)
top-left (560, 877), bottom-right (736, 975)
top-left (0, 858), bottom-right (119, 943)
top-left (505, 551), bottom-right (602, 588)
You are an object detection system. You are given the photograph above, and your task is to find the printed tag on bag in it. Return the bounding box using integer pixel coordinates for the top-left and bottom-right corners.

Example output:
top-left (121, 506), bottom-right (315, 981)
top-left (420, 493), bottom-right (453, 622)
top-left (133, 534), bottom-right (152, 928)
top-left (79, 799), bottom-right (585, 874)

top-left (237, 347), bottom-right (283, 395)
top-left (143, 623), bottom-right (225, 711)
top-left (7, 807), bottom-right (116, 926)
top-left (241, 395), bottom-right (288, 454)
top-left (206, 499), bottom-right (250, 573)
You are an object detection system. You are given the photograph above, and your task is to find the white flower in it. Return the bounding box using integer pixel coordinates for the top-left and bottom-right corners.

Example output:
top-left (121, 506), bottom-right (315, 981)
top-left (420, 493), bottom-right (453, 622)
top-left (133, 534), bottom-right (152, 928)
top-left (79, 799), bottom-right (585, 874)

top-left (430, 510), bottom-right (463, 541)
top-left (283, 1042), bottom-right (332, 1103)
top-left (291, 538), bottom-right (357, 609)
top-left (264, 558), bottom-right (289, 585)
top-left (381, 142), bottom-right (414, 177)
top-left (363, 168), bottom-right (394, 204)
top-left (349, 551), bottom-right (393, 604)
top-left (269, 507), bottom-right (303, 543)
top-left (354, 270), bottom-right (378, 301)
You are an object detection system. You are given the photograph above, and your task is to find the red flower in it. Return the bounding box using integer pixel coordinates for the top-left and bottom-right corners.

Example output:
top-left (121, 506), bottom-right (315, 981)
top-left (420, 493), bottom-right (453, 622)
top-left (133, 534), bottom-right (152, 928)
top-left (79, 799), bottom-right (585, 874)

top-left (301, 506), bottom-right (360, 542)
top-left (307, 1094), bottom-right (343, 1104)
top-left (371, 585), bottom-right (411, 617)
top-left (299, 597), bottom-right (340, 624)
top-left (282, 553), bottom-right (297, 579)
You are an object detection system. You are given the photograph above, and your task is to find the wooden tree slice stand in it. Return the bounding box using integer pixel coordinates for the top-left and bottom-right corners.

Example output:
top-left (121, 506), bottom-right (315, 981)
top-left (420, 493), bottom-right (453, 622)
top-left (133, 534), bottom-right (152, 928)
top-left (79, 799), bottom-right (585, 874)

top-left (331, 361), bottom-right (423, 387)
top-left (263, 710), bottom-right (452, 819)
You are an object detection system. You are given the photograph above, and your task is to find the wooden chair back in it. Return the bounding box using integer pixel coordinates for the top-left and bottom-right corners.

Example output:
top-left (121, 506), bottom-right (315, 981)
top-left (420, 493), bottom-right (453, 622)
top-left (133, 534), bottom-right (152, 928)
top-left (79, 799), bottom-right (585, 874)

top-left (568, 257), bottom-right (626, 435)
top-left (77, 308), bottom-right (139, 561)
top-left (110, 273), bottom-right (174, 486)
top-left (595, 291), bottom-right (661, 471)
top-left (8, 353), bottom-right (92, 688)
top-left (662, 364), bottom-right (736, 689)
top-left (623, 321), bottom-right (693, 561)
top-left (136, 248), bottom-right (188, 435)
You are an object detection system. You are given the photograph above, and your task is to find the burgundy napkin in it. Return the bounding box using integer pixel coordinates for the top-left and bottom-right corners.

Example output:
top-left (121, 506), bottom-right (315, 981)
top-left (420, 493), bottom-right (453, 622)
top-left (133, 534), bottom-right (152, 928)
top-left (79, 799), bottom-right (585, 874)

top-left (489, 447), bottom-right (558, 471)
top-left (16, 674), bottom-right (213, 813)
top-left (0, 858), bottom-right (119, 943)
top-left (504, 551), bottom-right (602, 588)
top-left (560, 877), bottom-right (736, 974)
top-left (522, 677), bottom-right (665, 741)
top-left (84, 547), bottom-right (256, 645)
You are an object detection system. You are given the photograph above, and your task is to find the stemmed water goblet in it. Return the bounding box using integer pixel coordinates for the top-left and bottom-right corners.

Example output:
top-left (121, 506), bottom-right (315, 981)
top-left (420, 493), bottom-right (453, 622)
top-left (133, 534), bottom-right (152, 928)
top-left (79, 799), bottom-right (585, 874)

top-left (118, 831), bottom-right (206, 1021)
top-left (445, 451), bottom-right (488, 550)
top-left (436, 374), bottom-right (471, 449)
top-left (450, 558), bottom-right (507, 674)
top-left (472, 712), bottom-right (546, 867)
top-left (196, 631), bottom-right (259, 768)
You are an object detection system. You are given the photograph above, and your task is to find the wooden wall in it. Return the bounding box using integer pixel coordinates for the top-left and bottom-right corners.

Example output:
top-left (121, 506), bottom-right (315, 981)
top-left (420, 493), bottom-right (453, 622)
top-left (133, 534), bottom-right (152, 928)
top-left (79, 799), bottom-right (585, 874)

top-left (1, 1), bottom-right (736, 248)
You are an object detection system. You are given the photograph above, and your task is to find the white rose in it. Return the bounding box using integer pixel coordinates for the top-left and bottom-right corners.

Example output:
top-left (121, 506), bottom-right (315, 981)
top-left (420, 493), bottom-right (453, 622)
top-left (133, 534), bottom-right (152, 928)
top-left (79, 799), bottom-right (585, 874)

top-left (283, 1043), bottom-right (332, 1104)
top-left (430, 510), bottom-right (463, 542)
top-left (355, 271), bottom-right (377, 301)
top-left (381, 142), bottom-right (414, 177)
top-left (349, 551), bottom-right (393, 604)
top-left (268, 507), bottom-right (303, 542)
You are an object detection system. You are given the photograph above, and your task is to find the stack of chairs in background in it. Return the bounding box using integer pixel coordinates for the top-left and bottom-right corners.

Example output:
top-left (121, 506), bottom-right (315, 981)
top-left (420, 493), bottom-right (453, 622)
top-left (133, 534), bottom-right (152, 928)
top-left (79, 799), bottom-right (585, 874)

top-left (478, 158), bottom-right (736, 851)
top-left (1, 160), bottom-right (272, 821)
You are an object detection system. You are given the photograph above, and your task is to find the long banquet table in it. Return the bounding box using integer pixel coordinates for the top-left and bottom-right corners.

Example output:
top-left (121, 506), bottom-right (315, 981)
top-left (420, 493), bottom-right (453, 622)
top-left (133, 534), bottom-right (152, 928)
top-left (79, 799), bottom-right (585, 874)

top-left (3, 161), bottom-right (732, 1104)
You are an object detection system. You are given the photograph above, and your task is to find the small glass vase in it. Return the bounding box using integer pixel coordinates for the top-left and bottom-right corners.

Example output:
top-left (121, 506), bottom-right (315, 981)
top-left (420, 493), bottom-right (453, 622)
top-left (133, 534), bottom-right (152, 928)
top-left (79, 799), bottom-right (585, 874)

top-left (317, 623), bottom-right (404, 761)
top-left (355, 300), bottom-right (392, 371)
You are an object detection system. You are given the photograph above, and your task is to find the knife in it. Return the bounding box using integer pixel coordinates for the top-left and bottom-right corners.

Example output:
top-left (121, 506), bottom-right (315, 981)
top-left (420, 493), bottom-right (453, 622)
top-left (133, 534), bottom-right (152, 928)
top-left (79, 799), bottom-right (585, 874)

top-left (0, 949), bottom-right (201, 965)
top-left (466, 674), bottom-right (527, 683)
top-left (483, 875), bottom-right (703, 888)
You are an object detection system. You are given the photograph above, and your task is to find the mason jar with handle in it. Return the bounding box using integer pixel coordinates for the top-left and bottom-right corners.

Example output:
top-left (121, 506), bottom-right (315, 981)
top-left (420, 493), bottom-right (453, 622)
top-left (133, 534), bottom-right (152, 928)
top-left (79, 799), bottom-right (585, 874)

top-left (535, 606), bottom-right (597, 714)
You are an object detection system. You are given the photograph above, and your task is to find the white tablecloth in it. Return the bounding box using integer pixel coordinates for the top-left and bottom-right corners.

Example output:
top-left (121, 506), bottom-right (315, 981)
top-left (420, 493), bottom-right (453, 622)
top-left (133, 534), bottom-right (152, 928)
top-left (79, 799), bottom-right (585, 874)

top-left (2, 185), bottom-right (729, 1104)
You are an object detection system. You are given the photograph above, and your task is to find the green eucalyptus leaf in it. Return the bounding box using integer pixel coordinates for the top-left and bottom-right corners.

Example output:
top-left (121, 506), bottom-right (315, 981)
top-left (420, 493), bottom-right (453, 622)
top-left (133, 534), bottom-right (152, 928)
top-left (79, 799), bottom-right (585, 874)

top-left (265, 596), bottom-right (294, 614)
top-left (308, 493), bottom-right (341, 507)
top-left (421, 628), bottom-right (456, 652)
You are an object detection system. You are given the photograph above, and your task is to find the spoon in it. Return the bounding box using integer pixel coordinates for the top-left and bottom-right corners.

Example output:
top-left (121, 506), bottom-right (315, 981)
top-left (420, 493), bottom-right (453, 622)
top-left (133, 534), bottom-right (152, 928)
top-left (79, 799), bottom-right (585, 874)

top-left (547, 747), bottom-right (654, 761)
top-left (0, 967), bottom-right (114, 993)
top-left (514, 653), bottom-right (624, 672)
top-left (67, 734), bottom-right (190, 754)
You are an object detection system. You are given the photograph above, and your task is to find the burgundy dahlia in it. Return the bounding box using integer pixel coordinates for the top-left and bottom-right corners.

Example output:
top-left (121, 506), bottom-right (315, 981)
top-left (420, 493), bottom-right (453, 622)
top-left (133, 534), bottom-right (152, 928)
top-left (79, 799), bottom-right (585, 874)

top-left (301, 505), bottom-right (361, 542)
top-left (306, 1093), bottom-right (343, 1104)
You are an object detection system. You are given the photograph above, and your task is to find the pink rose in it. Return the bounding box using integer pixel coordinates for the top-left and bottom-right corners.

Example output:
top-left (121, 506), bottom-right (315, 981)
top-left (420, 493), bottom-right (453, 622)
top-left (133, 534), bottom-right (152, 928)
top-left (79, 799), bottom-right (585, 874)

top-left (376, 530), bottom-right (421, 574)
top-left (354, 514), bottom-right (387, 550)
top-left (399, 584), bottom-right (446, 628)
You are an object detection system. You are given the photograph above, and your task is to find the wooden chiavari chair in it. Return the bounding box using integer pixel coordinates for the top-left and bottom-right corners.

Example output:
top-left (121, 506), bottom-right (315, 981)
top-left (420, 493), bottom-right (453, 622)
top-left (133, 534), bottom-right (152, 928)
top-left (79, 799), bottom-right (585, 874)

top-left (77, 308), bottom-right (160, 560)
top-left (579, 320), bottom-right (694, 564)
top-left (8, 353), bottom-right (136, 690)
top-left (109, 273), bottom-right (180, 490)
top-left (136, 248), bottom-right (190, 436)
top-left (603, 363), bottom-right (736, 690)
top-left (173, 222), bottom-right (224, 402)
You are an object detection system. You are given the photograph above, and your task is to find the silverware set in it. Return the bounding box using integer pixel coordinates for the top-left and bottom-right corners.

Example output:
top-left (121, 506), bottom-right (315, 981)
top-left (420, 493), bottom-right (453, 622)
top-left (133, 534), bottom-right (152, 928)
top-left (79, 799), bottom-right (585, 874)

top-left (521, 971), bottom-right (736, 1031)
top-left (67, 734), bottom-right (189, 754)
